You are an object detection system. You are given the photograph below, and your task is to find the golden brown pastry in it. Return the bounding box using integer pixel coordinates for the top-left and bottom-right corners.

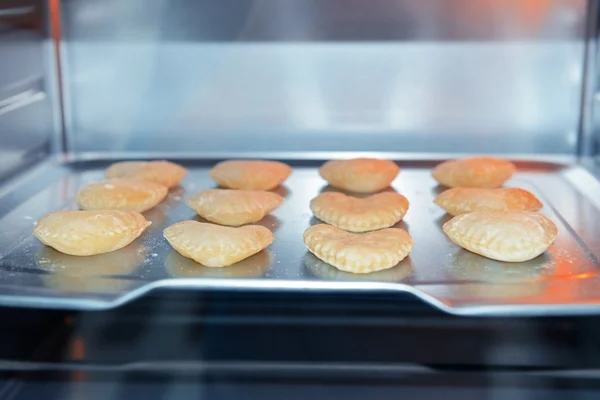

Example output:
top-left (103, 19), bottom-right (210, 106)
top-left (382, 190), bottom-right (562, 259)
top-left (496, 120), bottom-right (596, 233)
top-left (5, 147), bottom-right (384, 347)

top-left (187, 189), bottom-right (283, 226)
top-left (209, 160), bottom-right (292, 190)
top-left (319, 158), bottom-right (400, 193)
top-left (105, 160), bottom-right (187, 189)
top-left (310, 192), bottom-right (409, 232)
top-left (434, 187), bottom-right (542, 216)
top-left (34, 210), bottom-right (150, 256)
top-left (303, 224), bottom-right (413, 274)
top-left (442, 211), bottom-right (558, 262)
top-left (76, 178), bottom-right (168, 213)
top-left (432, 157), bottom-right (516, 188)
top-left (163, 220), bottom-right (274, 267)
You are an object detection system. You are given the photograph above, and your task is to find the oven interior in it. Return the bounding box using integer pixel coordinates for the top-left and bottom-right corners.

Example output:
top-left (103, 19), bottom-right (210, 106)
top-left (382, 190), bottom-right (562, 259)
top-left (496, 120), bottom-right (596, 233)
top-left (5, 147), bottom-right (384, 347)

top-left (2, 0), bottom-right (600, 397)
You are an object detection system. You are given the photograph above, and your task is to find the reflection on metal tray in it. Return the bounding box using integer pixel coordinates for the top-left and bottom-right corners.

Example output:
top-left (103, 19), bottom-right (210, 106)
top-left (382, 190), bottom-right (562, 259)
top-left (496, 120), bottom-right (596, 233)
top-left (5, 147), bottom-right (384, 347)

top-left (0, 156), bottom-right (600, 316)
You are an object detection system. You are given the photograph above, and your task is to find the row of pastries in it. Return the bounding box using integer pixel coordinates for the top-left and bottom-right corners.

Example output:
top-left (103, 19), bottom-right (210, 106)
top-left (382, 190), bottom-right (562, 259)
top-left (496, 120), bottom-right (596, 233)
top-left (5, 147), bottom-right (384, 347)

top-left (32, 157), bottom-right (558, 276)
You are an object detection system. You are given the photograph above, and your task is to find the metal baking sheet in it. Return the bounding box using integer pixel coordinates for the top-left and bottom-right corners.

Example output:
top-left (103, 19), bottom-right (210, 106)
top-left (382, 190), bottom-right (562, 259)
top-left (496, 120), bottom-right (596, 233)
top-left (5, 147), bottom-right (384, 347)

top-left (1, 155), bottom-right (600, 316)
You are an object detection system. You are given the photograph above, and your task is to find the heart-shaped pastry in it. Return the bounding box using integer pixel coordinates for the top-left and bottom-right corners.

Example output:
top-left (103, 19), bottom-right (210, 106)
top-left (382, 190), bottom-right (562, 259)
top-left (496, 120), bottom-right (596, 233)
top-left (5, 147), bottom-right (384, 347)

top-left (434, 187), bottom-right (542, 216)
top-left (303, 224), bottom-right (413, 274)
top-left (105, 160), bottom-right (187, 189)
top-left (34, 210), bottom-right (151, 256)
top-left (432, 157), bottom-right (516, 188)
top-left (443, 211), bottom-right (558, 262)
top-left (210, 160), bottom-right (292, 190)
top-left (319, 158), bottom-right (400, 193)
top-left (187, 189), bottom-right (283, 226)
top-left (76, 178), bottom-right (168, 213)
top-left (310, 192), bottom-right (409, 232)
top-left (163, 220), bottom-right (274, 267)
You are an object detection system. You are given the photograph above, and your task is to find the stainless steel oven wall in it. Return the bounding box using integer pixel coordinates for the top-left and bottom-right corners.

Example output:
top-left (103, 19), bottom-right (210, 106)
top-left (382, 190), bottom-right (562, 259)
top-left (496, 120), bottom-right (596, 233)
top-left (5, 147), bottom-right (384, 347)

top-left (60, 0), bottom-right (587, 154)
top-left (589, 0), bottom-right (600, 157)
top-left (0, 0), bottom-right (57, 180)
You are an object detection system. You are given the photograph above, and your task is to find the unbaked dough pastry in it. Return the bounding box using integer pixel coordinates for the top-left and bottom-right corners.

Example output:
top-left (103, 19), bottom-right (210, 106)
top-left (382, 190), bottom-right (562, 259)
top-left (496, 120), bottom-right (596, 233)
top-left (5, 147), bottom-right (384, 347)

top-left (432, 157), bottom-right (516, 188)
top-left (303, 224), bottom-right (413, 274)
top-left (163, 220), bottom-right (274, 267)
top-left (442, 211), bottom-right (558, 262)
top-left (434, 187), bottom-right (542, 216)
top-left (310, 192), bottom-right (409, 232)
top-left (319, 158), bottom-right (400, 193)
top-left (105, 160), bottom-right (187, 189)
top-left (76, 178), bottom-right (168, 213)
top-left (34, 210), bottom-right (150, 256)
top-left (187, 189), bottom-right (283, 226)
top-left (209, 160), bottom-right (292, 190)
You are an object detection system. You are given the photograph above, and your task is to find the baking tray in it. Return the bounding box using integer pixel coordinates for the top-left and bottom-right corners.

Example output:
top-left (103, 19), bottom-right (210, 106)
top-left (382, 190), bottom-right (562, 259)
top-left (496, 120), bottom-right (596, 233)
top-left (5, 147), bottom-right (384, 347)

top-left (1, 155), bottom-right (600, 316)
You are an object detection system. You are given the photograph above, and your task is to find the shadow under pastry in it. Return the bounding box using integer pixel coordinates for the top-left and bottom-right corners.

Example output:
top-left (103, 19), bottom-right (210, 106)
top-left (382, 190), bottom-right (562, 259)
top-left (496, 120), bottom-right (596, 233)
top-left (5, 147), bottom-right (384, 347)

top-left (443, 250), bottom-right (554, 299)
top-left (211, 185), bottom-right (290, 198)
top-left (303, 252), bottom-right (413, 282)
top-left (432, 185), bottom-right (448, 196)
top-left (309, 216), bottom-right (409, 232)
top-left (435, 214), bottom-right (454, 230)
top-left (167, 186), bottom-right (186, 198)
top-left (36, 246), bottom-right (146, 293)
top-left (133, 186), bottom-right (187, 229)
top-left (271, 185), bottom-right (290, 198)
top-left (446, 250), bottom-right (555, 284)
top-left (192, 214), bottom-right (281, 232)
top-left (143, 206), bottom-right (168, 228)
top-left (392, 220), bottom-right (409, 232)
top-left (165, 250), bottom-right (272, 278)
top-left (36, 244), bottom-right (147, 277)
top-left (309, 216), bottom-right (324, 227)
top-left (318, 185), bottom-right (397, 198)
top-left (253, 215), bottom-right (281, 232)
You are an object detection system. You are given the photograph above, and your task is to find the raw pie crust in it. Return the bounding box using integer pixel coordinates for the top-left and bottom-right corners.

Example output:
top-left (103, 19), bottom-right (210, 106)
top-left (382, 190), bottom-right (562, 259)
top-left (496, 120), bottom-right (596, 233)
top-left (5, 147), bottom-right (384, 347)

top-left (163, 220), bottom-right (274, 267)
top-left (442, 211), bottom-right (558, 262)
top-left (432, 157), bottom-right (516, 188)
top-left (310, 192), bottom-right (409, 232)
top-left (187, 189), bottom-right (283, 226)
top-left (319, 158), bottom-right (400, 193)
top-left (76, 178), bottom-right (168, 213)
top-left (303, 224), bottom-right (413, 274)
top-left (434, 187), bottom-right (542, 216)
top-left (34, 210), bottom-right (150, 256)
top-left (166, 250), bottom-right (271, 278)
top-left (105, 160), bottom-right (187, 189)
top-left (209, 160), bottom-right (292, 191)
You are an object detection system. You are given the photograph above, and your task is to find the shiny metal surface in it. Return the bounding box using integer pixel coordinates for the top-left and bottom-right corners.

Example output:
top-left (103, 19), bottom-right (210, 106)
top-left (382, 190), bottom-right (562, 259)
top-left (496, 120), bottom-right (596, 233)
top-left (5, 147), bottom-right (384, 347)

top-left (59, 0), bottom-right (587, 154)
top-left (577, 0), bottom-right (597, 156)
top-left (0, 0), bottom-right (56, 180)
top-left (587, 0), bottom-right (600, 156)
top-left (0, 155), bottom-right (599, 316)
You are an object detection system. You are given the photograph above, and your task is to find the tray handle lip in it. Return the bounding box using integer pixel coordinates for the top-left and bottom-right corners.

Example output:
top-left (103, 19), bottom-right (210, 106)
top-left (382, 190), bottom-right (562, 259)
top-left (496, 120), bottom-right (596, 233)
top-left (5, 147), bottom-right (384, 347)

top-left (2, 278), bottom-right (600, 317)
